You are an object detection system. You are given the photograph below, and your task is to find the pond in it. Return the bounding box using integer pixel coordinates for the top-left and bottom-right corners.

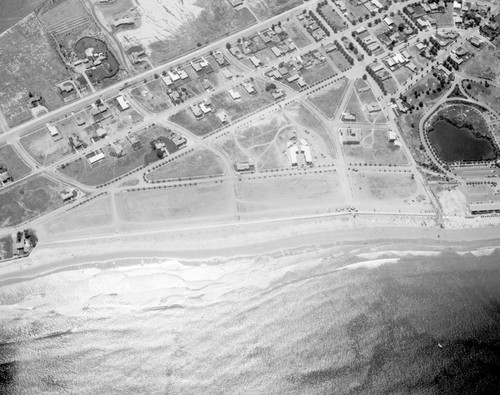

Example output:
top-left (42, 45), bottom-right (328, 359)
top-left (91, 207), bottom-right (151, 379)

top-left (428, 119), bottom-right (496, 162)
top-left (74, 36), bottom-right (119, 84)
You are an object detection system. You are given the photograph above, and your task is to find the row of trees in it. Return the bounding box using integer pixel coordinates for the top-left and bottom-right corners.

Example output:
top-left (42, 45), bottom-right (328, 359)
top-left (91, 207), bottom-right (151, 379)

top-left (308, 10), bottom-right (331, 38)
top-left (334, 40), bottom-right (354, 65)
top-left (316, 1), bottom-right (346, 34)
top-left (366, 65), bottom-right (388, 96)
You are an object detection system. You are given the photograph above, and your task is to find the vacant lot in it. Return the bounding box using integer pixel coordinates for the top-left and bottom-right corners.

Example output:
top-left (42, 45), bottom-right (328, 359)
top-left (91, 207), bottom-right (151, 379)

top-left (147, 0), bottom-right (256, 65)
top-left (281, 20), bottom-right (310, 48)
top-left (58, 124), bottom-right (177, 186)
top-left (246, 0), bottom-right (303, 19)
top-left (308, 78), bottom-right (349, 119)
top-left (318, 3), bottom-right (347, 32)
top-left (0, 0), bottom-right (45, 34)
top-left (0, 14), bottom-right (69, 127)
top-left (350, 170), bottom-right (430, 213)
top-left (116, 182), bottom-right (235, 223)
top-left (462, 44), bottom-right (500, 81)
top-left (130, 79), bottom-right (172, 113)
top-left (405, 72), bottom-right (450, 107)
top-left (396, 110), bottom-right (428, 164)
top-left (301, 61), bottom-right (336, 86)
top-left (0, 175), bottom-right (66, 227)
top-left (343, 129), bottom-right (410, 166)
top-left (326, 49), bottom-right (351, 72)
top-left (236, 173), bottom-right (345, 220)
top-left (343, 91), bottom-right (368, 123)
top-left (41, 195), bottom-right (113, 237)
top-left (147, 149), bottom-right (226, 181)
top-left (431, 4), bottom-right (454, 27)
top-left (0, 144), bottom-right (32, 181)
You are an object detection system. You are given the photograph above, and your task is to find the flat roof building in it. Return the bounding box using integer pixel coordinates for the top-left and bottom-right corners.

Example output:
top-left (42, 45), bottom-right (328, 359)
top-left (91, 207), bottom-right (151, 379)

top-left (116, 95), bottom-right (130, 110)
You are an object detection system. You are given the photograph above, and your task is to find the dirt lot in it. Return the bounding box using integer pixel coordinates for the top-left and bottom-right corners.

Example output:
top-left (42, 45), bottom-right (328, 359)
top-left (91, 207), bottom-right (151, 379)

top-left (349, 170), bottom-right (430, 213)
top-left (462, 44), bottom-right (500, 81)
top-left (0, 175), bottom-right (66, 227)
top-left (326, 48), bottom-right (351, 72)
top-left (236, 173), bottom-right (345, 220)
top-left (281, 19), bottom-right (311, 48)
top-left (216, 101), bottom-right (336, 170)
top-left (0, 14), bottom-right (69, 127)
top-left (307, 78), bottom-right (349, 119)
top-left (342, 129), bottom-right (410, 166)
top-left (301, 60), bottom-right (336, 86)
top-left (246, 0), bottom-right (303, 20)
top-left (0, 144), bottom-right (32, 181)
top-left (343, 91), bottom-right (369, 123)
top-left (147, 149), bottom-right (226, 181)
top-left (116, 181), bottom-right (235, 223)
top-left (396, 110), bottom-right (429, 164)
top-left (58, 124), bottom-right (178, 186)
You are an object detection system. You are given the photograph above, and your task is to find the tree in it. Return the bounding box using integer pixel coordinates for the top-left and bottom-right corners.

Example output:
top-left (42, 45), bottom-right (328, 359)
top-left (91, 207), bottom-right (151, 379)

top-left (398, 23), bottom-right (405, 32)
top-left (362, 74), bottom-right (367, 80)
top-left (226, 42), bottom-right (231, 50)
top-left (265, 83), bottom-right (277, 92)
top-left (419, 101), bottom-right (424, 107)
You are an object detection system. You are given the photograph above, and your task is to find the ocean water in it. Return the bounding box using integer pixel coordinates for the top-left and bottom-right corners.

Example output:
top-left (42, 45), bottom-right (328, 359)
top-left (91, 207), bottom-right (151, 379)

top-left (0, 246), bottom-right (499, 394)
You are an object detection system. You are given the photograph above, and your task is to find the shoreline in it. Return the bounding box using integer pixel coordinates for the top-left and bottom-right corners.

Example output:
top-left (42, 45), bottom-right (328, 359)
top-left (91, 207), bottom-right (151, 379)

top-left (2, 215), bottom-right (500, 287)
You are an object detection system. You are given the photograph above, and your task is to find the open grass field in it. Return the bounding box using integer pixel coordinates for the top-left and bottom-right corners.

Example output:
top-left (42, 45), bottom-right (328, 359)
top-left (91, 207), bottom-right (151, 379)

top-left (0, 175), bottom-right (66, 227)
top-left (0, 0), bottom-right (45, 34)
top-left (349, 170), bottom-right (430, 213)
top-left (146, 0), bottom-right (256, 66)
top-left (356, 79), bottom-right (387, 124)
top-left (169, 79), bottom-right (274, 136)
top-left (41, 195), bottom-right (113, 237)
top-left (462, 44), bottom-right (500, 81)
top-left (0, 144), bottom-right (32, 181)
top-left (246, 0), bottom-right (303, 20)
top-left (0, 235), bottom-right (13, 260)
top-left (430, 4), bottom-right (454, 27)
top-left (58, 124), bottom-right (177, 186)
top-left (95, 0), bottom-right (134, 19)
top-left (301, 60), bottom-right (336, 86)
top-left (307, 78), bottom-right (349, 119)
top-left (147, 149), bottom-right (226, 181)
top-left (462, 80), bottom-right (500, 110)
top-left (318, 3), bottom-right (347, 32)
top-left (116, 182), bottom-right (235, 224)
top-left (0, 14), bottom-right (69, 127)
top-left (393, 66), bottom-right (414, 86)
top-left (326, 49), bottom-right (351, 72)
top-left (130, 79), bottom-right (172, 113)
top-left (236, 173), bottom-right (345, 220)
top-left (342, 129), bottom-right (410, 166)
top-left (383, 77), bottom-right (399, 95)
top-left (343, 91), bottom-right (368, 123)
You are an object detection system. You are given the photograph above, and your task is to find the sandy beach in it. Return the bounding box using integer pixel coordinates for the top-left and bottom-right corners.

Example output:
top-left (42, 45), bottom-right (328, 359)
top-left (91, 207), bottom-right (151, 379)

top-left (2, 212), bottom-right (500, 286)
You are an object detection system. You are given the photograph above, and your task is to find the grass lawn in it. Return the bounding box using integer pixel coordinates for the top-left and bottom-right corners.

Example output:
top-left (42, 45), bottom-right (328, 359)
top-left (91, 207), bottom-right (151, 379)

top-left (246, 0), bottom-right (303, 20)
top-left (0, 235), bottom-right (13, 260)
top-left (307, 78), bottom-right (349, 119)
top-left (0, 14), bottom-right (69, 127)
top-left (431, 5), bottom-right (454, 27)
top-left (0, 175), bottom-right (66, 227)
top-left (462, 80), bottom-right (500, 109)
top-left (0, 144), bottom-right (32, 181)
top-left (383, 77), bottom-right (399, 94)
top-left (149, 0), bottom-right (256, 65)
top-left (147, 149), bottom-right (226, 181)
top-left (343, 129), bottom-right (410, 165)
top-left (58, 125), bottom-right (178, 186)
top-left (215, 135), bottom-right (250, 164)
top-left (462, 44), bottom-right (500, 81)
top-left (405, 72), bottom-right (451, 107)
top-left (130, 79), bottom-right (172, 113)
top-left (393, 66), bottom-right (413, 86)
